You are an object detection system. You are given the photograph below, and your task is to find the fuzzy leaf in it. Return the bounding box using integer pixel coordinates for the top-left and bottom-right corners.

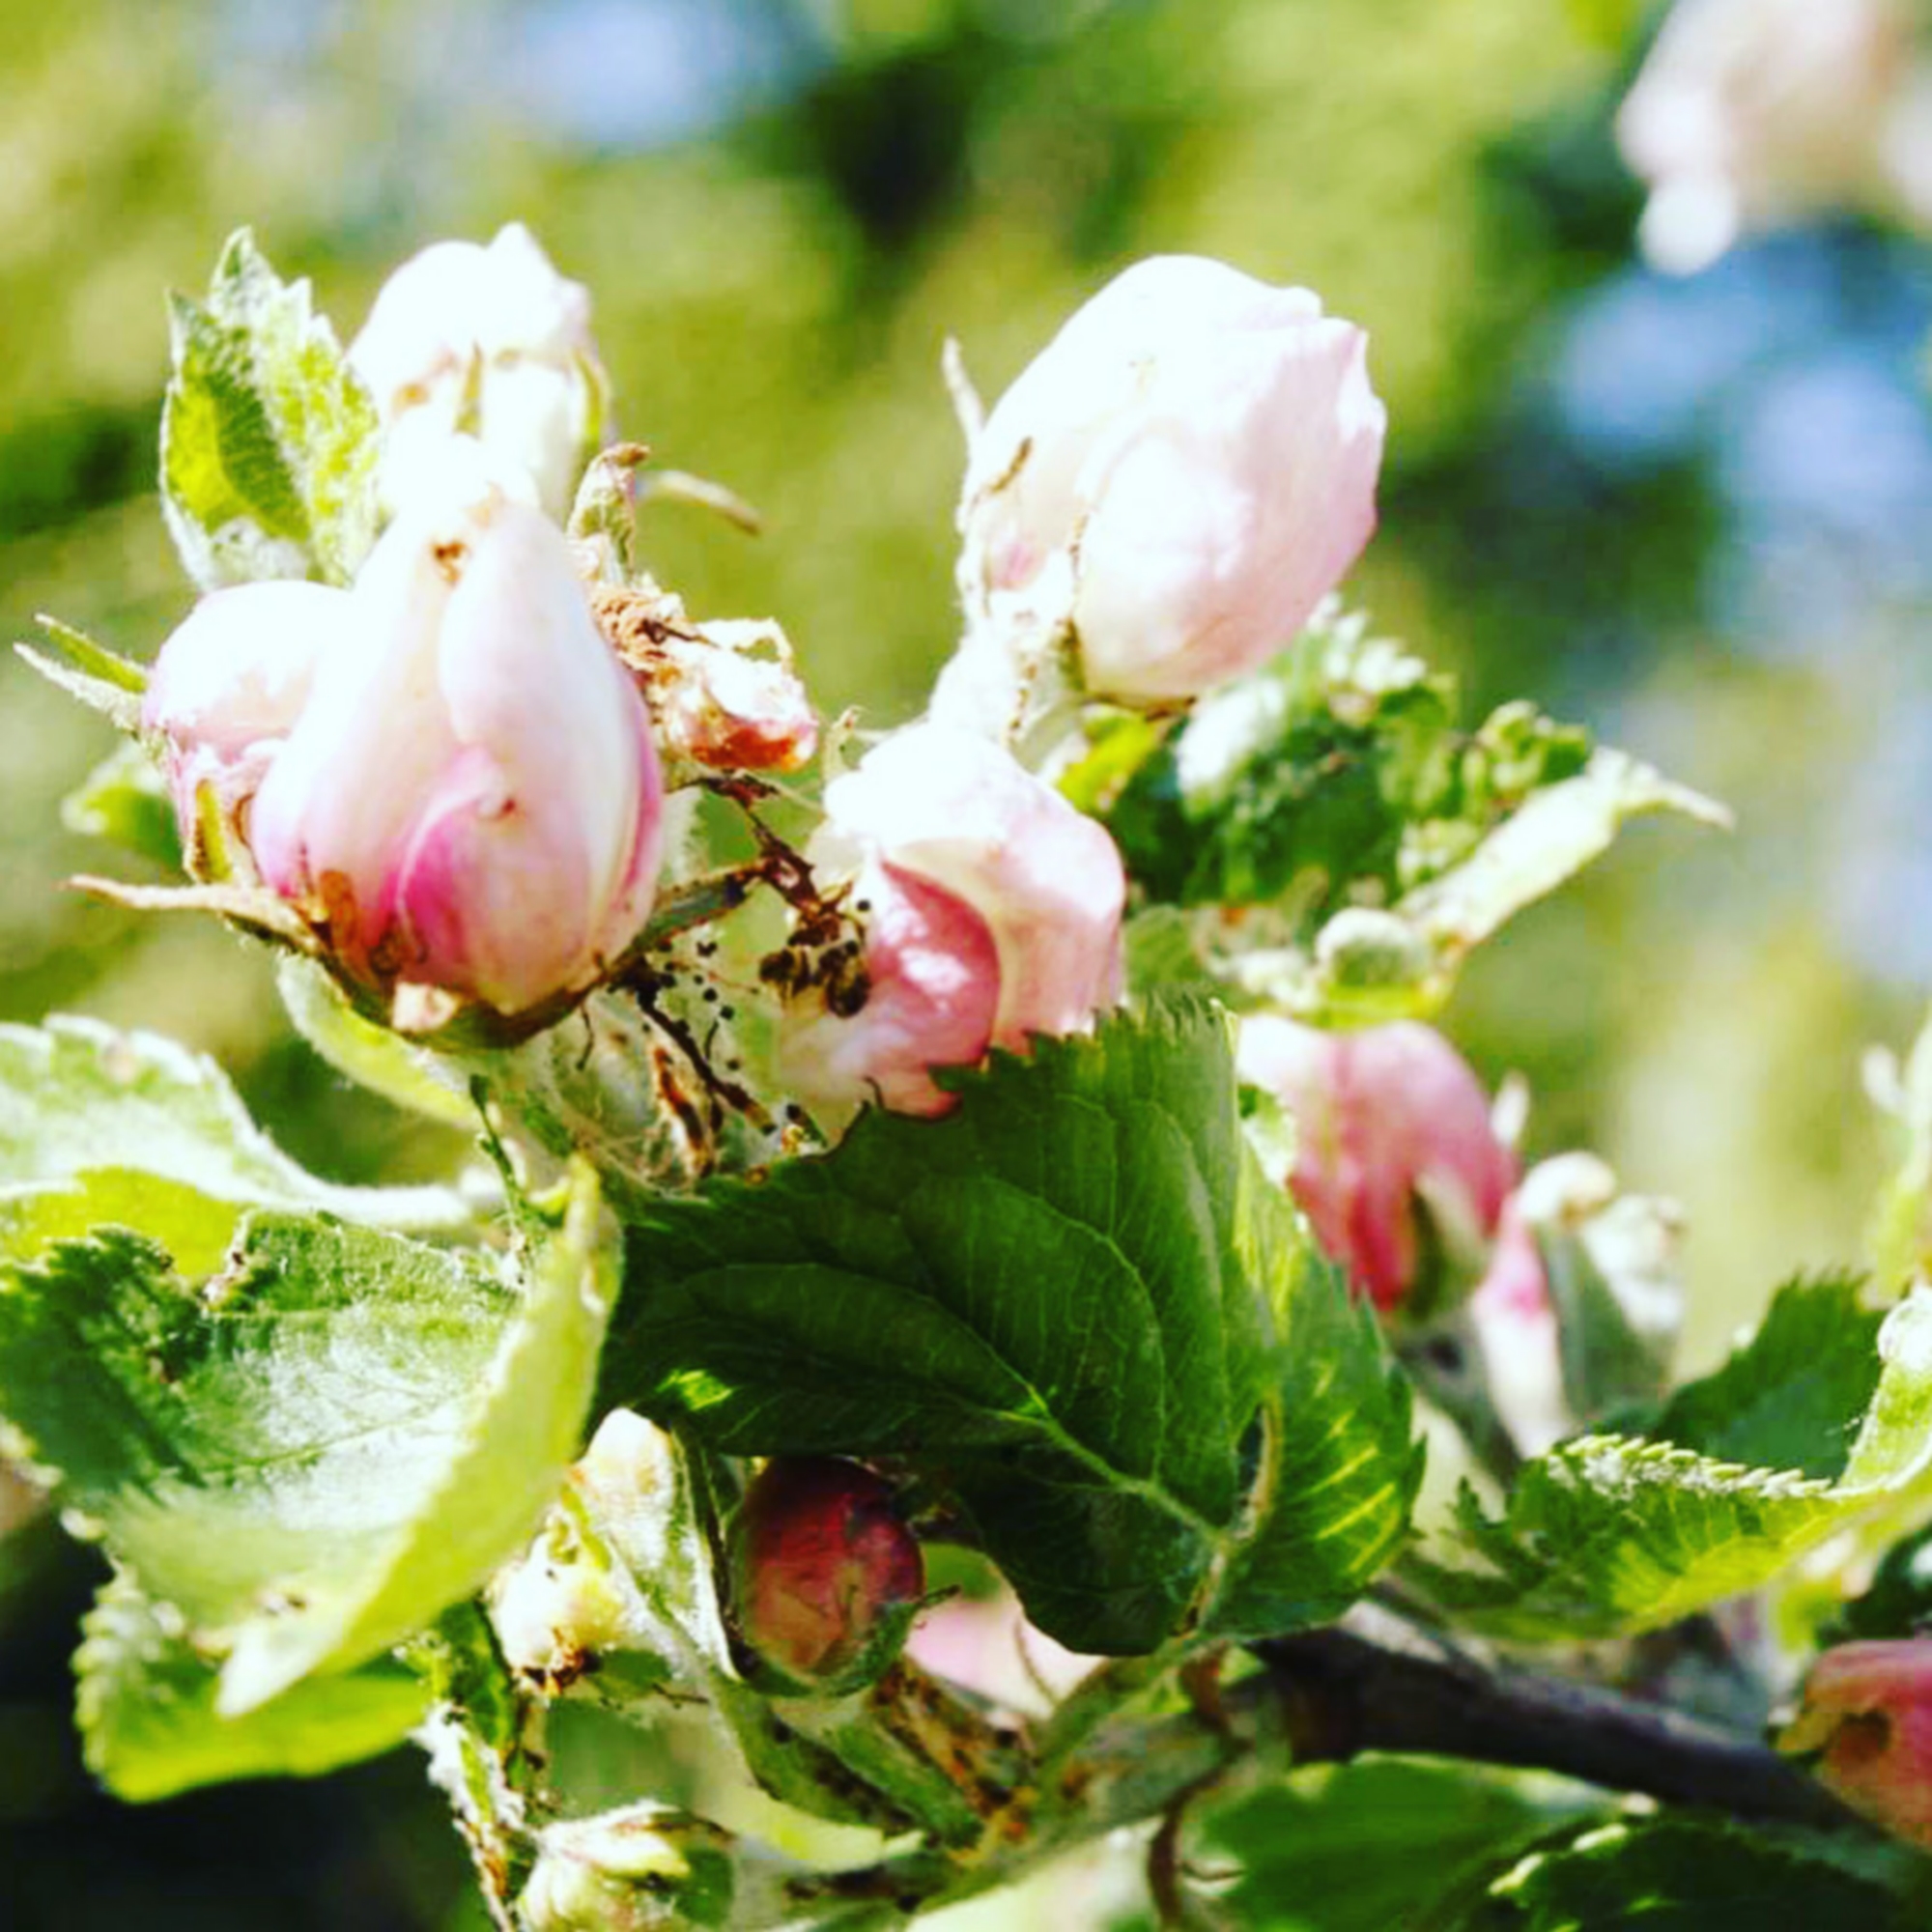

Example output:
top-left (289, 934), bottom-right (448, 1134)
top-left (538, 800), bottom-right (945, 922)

top-left (0, 1015), bottom-right (473, 1268)
top-left (60, 740), bottom-right (183, 871)
top-left (602, 1000), bottom-right (1419, 1655)
top-left (1410, 1279), bottom-right (1930, 1638)
top-left (0, 1166), bottom-right (612, 1712)
top-left (76, 1571), bottom-right (428, 1801)
top-left (161, 229), bottom-right (379, 590)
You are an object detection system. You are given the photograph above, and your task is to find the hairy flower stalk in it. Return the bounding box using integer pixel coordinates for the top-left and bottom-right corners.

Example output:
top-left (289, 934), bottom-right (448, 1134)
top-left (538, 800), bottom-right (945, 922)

top-left (774, 723), bottom-right (1125, 1120)
top-left (146, 473), bottom-right (665, 1025)
top-left (939, 255), bottom-right (1384, 734)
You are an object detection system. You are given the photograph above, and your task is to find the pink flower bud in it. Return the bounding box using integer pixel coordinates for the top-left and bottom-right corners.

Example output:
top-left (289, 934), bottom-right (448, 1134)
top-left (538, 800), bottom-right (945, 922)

top-left (247, 478), bottom-right (664, 1019)
top-left (142, 581), bottom-right (343, 822)
top-left (776, 724), bottom-right (1124, 1119)
top-left (1782, 1639), bottom-right (1932, 1847)
top-left (1236, 1016), bottom-right (1515, 1314)
top-left (350, 224), bottom-right (605, 521)
top-left (728, 1458), bottom-right (924, 1696)
top-left (958, 256), bottom-right (1385, 703)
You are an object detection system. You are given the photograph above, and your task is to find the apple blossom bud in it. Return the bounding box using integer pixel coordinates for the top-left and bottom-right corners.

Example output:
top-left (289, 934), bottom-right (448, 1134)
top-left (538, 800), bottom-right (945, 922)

top-left (956, 256), bottom-right (1385, 703)
top-left (142, 581), bottom-right (343, 824)
top-left (727, 1458), bottom-right (924, 1696)
top-left (350, 223), bottom-right (607, 521)
top-left (1236, 1016), bottom-right (1515, 1315)
top-left (247, 477), bottom-right (664, 1020)
top-left (521, 1804), bottom-right (736, 1931)
top-left (1617, 0), bottom-right (1932, 273)
top-left (1781, 1639), bottom-right (1932, 1847)
top-left (773, 724), bottom-right (1124, 1119)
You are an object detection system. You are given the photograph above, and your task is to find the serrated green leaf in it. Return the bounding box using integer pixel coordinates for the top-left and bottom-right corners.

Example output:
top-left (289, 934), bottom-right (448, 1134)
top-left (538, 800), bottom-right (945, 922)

top-left (1409, 1281), bottom-right (1931, 1639)
top-left (1644, 1274), bottom-right (1882, 1478)
top-left (602, 1000), bottom-right (1418, 1655)
top-left (76, 1570), bottom-right (428, 1802)
top-left (1465, 1816), bottom-right (1922, 1931)
top-left (161, 228), bottom-right (379, 591)
top-left (0, 1165), bottom-right (612, 1713)
top-left (0, 1015), bottom-right (473, 1268)
top-left (1191, 1762), bottom-right (1597, 1932)
top-left (60, 739), bottom-right (183, 870)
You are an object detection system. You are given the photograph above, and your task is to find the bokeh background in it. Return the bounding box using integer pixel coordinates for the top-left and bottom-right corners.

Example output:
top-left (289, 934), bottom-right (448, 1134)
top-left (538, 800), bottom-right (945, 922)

top-left (3, 0), bottom-right (1930, 1923)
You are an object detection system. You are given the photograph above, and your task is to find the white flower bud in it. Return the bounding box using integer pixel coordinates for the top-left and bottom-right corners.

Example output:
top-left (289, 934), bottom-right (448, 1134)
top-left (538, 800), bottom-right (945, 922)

top-left (955, 256), bottom-right (1385, 704)
top-left (350, 224), bottom-right (607, 521)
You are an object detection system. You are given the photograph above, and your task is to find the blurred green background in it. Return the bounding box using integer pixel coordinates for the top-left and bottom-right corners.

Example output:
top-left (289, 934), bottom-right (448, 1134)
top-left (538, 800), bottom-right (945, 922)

top-left (4, 0), bottom-right (1929, 1923)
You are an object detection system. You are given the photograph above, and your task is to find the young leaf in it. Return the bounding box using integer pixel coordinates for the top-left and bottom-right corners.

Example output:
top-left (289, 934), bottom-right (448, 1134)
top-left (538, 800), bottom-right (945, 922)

top-left (602, 1000), bottom-right (1420, 1656)
top-left (14, 615), bottom-right (148, 730)
top-left (1409, 1278), bottom-right (1929, 1638)
top-left (0, 1165), bottom-right (613, 1714)
top-left (60, 740), bottom-right (183, 872)
top-left (76, 1571), bottom-right (428, 1802)
top-left (161, 228), bottom-right (380, 591)
top-left (0, 1015), bottom-right (474, 1268)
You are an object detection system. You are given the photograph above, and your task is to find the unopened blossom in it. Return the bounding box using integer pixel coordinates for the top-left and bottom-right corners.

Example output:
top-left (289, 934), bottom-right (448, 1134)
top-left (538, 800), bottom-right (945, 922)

top-left (775, 724), bottom-right (1124, 1119)
top-left (142, 580), bottom-right (344, 823)
top-left (243, 476), bottom-right (664, 1020)
top-left (953, 255), bottom-right (1385, 704)
top-left (1781, 1639), bottom-right (1932, 1847)
top-left (1617, 0), bottom-right (1932, 272)
top-left (728, 1458), bottom-right (924, 1695)
top-left (1236, 1016), bottom-right (1515, 1315)
top-left (350, 223), bottom-right (607, 521)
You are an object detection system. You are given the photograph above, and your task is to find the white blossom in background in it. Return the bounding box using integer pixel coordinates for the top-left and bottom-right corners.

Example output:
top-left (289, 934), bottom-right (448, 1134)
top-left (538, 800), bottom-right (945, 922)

top-left (217, 473), bottom-right (665, 1019)
top-left (777, 724), bottom-right (1124, 1121)
top-left (1618, 0), bottom-right (1932, 273)
top-left (943, 255), bottom-right (1384, 724)
top-left (349, 223), bottom-right (608, 521)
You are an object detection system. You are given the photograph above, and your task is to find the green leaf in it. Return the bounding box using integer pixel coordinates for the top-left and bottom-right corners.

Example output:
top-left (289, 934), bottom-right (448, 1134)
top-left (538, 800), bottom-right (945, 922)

top-left (0, 1164), bottom-right (613, 1712)
top-left (0, 1015), bottom-right (474, 1268)
top-left (161, 228), bottom-right (380, 591)
top-left (1189, 1762), bottom-right (1598, 1932)
top-left (1464, 1816), bottom-right (1924, 1931)
top-left (14, 614), bottom-right (148, 731)
top-left (1409, 1279), bottom-right (1928, 1639)
top-left (60, 740), bottom-right (183, 871)
top-left (276, 957), bottom-right (477, 1129)
top-left (602, 1000), bottom-right (1419, 1655)
top-left (1397, 748), bottom-right (1730, 973)
top-left (1208, 1181), bottom-right (1424, 1637)
top-left (1094, 609), bottom-right (1723, 1017)
top-left (76, 1571), bottom-right (428, 1802)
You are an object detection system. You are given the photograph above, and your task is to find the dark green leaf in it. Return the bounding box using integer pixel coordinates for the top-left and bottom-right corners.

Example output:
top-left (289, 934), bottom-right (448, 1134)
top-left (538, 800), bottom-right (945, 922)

top-left (1463, 1816), bottom-right (1923, 1931)
top-left (604, 1000), bottom-right (1418, 1655)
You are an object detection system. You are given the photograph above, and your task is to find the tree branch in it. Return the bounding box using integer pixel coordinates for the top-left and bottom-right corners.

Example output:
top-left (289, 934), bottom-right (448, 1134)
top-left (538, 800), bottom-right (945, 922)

top-left (1248, 1603), bottom-right (1861, 1833)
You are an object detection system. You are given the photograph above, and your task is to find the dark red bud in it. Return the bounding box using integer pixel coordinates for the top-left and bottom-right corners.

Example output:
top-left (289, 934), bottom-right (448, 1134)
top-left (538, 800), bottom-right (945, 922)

top-left (728, 1458), bottom-right (923, 1695)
